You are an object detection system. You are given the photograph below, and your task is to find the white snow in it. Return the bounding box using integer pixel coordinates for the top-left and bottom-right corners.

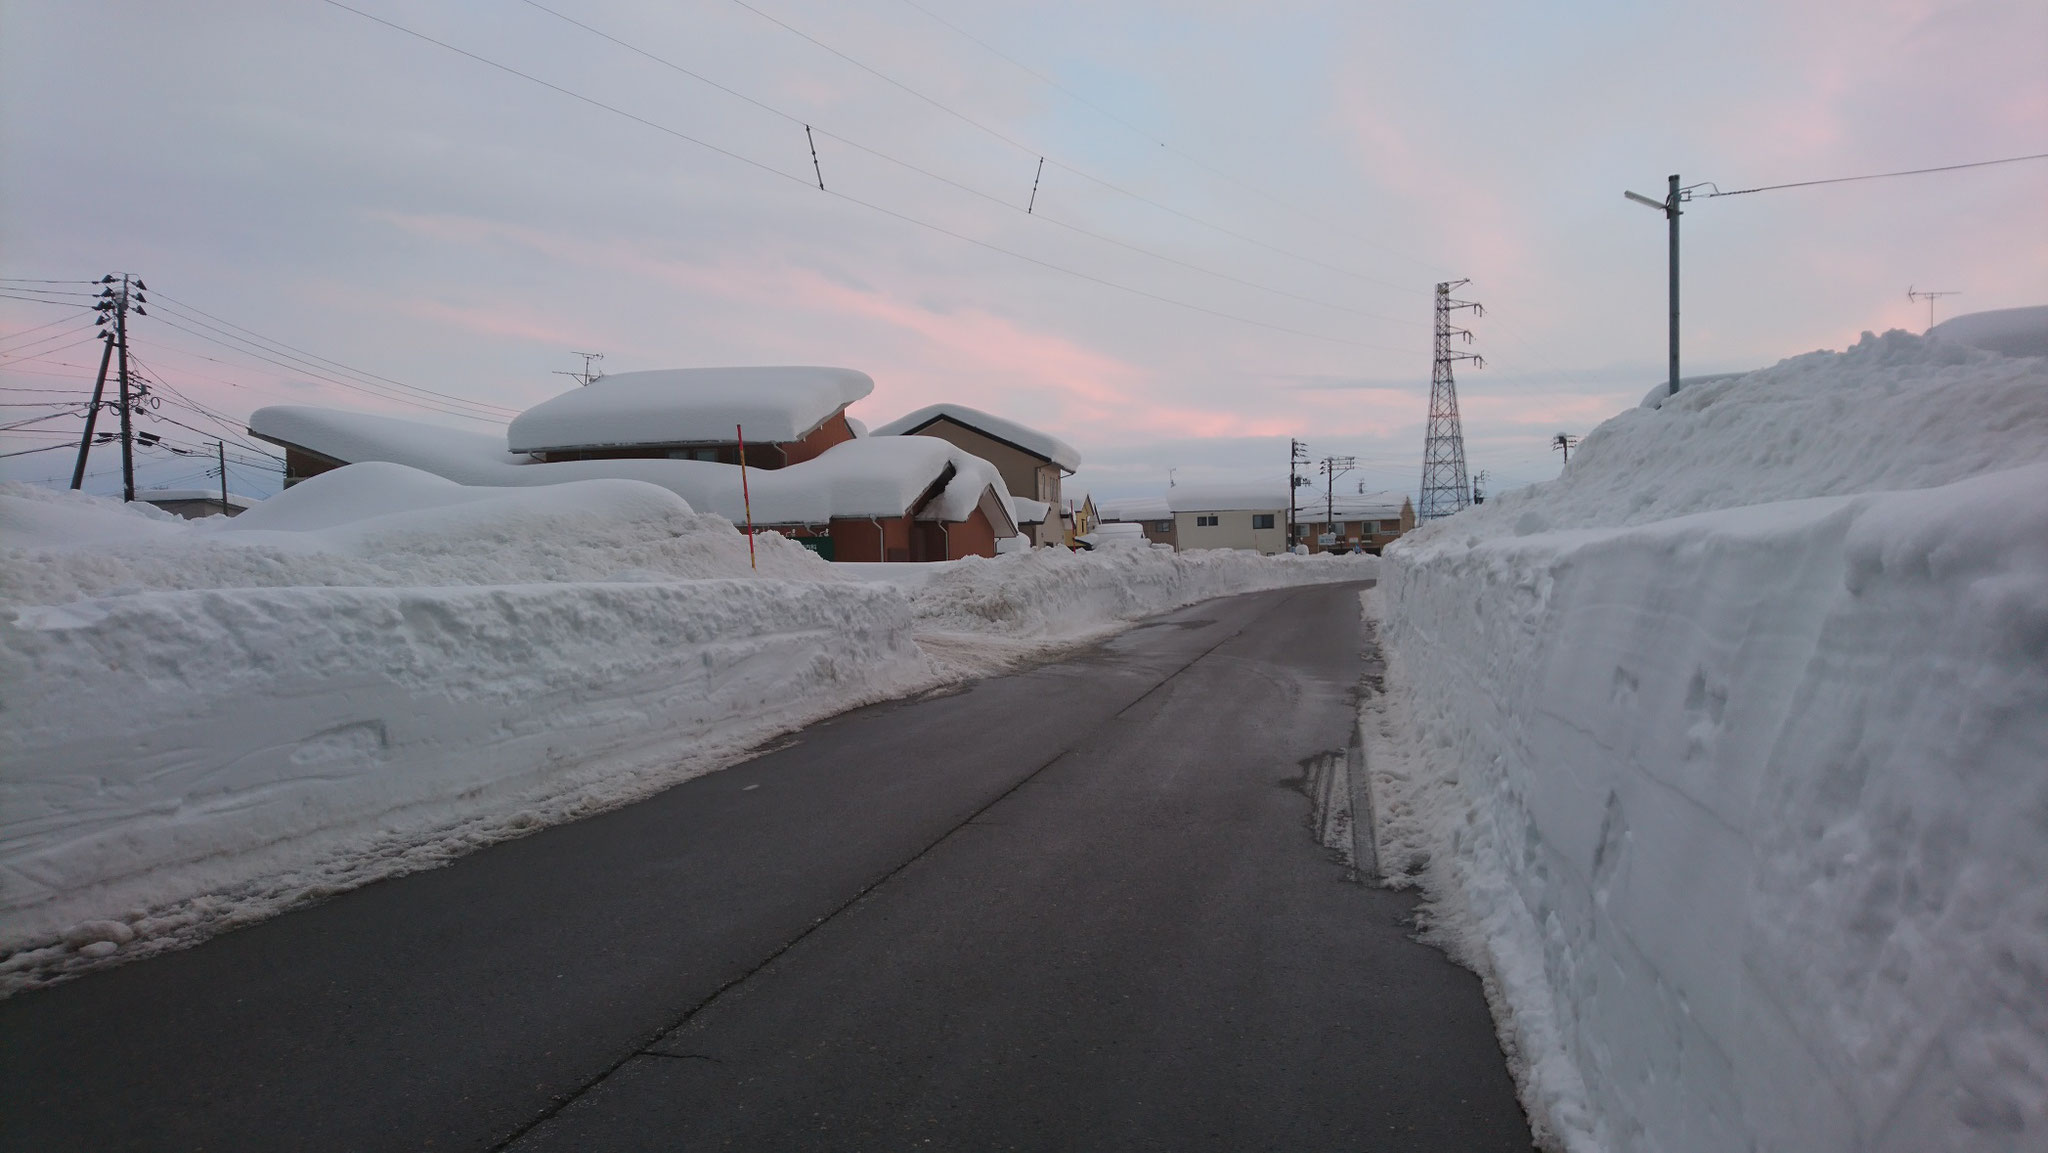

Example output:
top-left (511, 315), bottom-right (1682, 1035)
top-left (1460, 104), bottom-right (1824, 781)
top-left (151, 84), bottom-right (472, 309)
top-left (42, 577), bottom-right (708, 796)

top-left (1, 464), bottom-right (1375, 992)
top-left (871, 403), bottom-right (1083, 471)
top-left (1096, 496), bottom-right (1170, 522)
top-left (1166, 486), bottom-right (1288, 513)
top-left (1076, 522), bottom-right (1148, 549)
top-left (1010, 496), bottom-right (1052, 524)
top-left (248, 405), bottom-right (1015, 530)
top-left (506, 366), bottom-right (872, 451)
top-left (1368, 320), bottom-right (2048, 1153)
top-left (1929, 303), bottom-right (2048, 358)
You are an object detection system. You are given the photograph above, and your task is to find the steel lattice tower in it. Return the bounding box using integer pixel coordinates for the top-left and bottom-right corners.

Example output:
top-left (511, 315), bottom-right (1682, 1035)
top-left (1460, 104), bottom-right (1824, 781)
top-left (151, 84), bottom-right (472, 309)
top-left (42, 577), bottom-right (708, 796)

top-left (1418, 279), bottom-right (1484, 520)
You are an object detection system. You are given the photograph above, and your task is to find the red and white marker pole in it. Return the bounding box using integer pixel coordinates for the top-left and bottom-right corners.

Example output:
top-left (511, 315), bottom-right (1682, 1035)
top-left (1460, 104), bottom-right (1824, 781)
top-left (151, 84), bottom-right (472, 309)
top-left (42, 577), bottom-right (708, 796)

top-left (736, 423), bottom-right (756, 570)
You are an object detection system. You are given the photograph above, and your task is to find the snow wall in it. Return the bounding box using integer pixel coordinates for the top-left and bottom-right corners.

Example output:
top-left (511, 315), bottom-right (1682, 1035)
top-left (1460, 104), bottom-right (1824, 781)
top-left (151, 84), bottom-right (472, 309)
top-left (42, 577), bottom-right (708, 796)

top-left (1373, 326), bottom-right (2048, 1152)
top-left (1, 465), bottom-right (1376, 989)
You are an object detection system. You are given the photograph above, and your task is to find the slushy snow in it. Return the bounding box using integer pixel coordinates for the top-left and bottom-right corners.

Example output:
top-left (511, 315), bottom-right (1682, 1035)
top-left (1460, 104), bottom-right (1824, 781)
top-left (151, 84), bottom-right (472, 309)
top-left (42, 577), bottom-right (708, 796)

top-left (1, 465), bottom-right (1373, 992)
top-left (1366, 318), bottom-right (2048, 1152)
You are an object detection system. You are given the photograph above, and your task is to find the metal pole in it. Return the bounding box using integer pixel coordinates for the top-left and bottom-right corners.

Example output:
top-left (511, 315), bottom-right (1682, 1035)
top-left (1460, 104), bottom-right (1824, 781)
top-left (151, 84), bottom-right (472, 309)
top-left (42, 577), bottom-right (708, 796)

top-left (1667, 174), bottom-right (1681, 397)
top-left (1288, 439), bottom-right (1297, 550)
top-left (218, 440), bottom-right (229, 513)
top-left (70, 334), bottom-right (115, 489)
top-left (116, 277), bottom-right (136, 503)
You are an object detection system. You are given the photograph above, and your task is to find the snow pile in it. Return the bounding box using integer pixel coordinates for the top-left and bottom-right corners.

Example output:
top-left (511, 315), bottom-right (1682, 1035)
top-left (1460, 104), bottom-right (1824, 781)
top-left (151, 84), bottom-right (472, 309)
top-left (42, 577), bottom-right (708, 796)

top-left (1370, 323), bottom-right (2048, 1152)
top-left (1, 463), bottom-right (1374, 991)
top-left (508, 366), bottom-right (872, 451)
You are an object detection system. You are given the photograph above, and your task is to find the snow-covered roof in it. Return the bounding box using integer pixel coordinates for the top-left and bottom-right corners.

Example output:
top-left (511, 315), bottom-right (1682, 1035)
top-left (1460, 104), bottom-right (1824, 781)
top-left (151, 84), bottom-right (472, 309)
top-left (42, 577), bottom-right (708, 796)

top-left (506, 367), bottom-right (873, 453)
top-left (1095, 497), bottom-right (1170, 522)
top-left (1011, 496), bottom-right (1052, 524)
top-left (1167, 486), bottom-right (1288, 514)
top-left (1292, 490), bottom-right (1409, 525)
top-left (138, 489), bottom-right (258, 509)
top-left (249, 405), bottom-right (1014, 533)
top-left (1929, 305), bottom-right (2048, 359)
top-left (872, 403), bottom-right (1082, 472)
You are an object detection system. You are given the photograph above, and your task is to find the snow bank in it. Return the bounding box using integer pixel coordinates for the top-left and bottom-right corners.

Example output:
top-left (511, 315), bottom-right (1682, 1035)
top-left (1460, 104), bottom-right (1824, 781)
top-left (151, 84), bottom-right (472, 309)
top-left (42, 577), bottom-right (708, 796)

top-left (1, 464), bottom-right (1374, 991)
top-left (1371, 326), bottom-right (2048, 1152)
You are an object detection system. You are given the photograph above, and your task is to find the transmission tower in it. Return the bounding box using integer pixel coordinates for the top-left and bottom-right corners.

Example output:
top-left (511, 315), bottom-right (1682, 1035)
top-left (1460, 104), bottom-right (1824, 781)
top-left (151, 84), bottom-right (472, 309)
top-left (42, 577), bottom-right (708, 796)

top-left (1418, 279), bottom-right (1483, 520)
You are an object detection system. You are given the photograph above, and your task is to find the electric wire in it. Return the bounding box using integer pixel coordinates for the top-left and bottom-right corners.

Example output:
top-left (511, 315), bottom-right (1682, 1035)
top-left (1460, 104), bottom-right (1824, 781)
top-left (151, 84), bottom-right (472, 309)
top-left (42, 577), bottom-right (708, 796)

top-left (1700, 152), bottom-right (2048, 198)
top-left (516, 0), bottom-right (1420, 328)
top-left (322, 0), bottom-right (1418, 354)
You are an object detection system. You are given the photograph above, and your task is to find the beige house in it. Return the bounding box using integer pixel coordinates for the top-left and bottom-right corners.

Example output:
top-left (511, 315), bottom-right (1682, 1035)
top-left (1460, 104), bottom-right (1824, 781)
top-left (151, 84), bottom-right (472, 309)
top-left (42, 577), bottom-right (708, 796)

top-left (1168, 487), bottom-right (1290, 555)
top-left (873, 404), bottom-right (1081, 548)
top-left (1294, 491), bottom-right (1416, 554)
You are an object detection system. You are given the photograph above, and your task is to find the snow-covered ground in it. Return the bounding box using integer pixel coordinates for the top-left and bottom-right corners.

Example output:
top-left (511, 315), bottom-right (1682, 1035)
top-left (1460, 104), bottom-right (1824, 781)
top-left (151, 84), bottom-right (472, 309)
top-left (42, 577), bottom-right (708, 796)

top-left (0, 465), bottom-right (1373, 991)
top-left (1366, 320), bottom-right (2048, 1152)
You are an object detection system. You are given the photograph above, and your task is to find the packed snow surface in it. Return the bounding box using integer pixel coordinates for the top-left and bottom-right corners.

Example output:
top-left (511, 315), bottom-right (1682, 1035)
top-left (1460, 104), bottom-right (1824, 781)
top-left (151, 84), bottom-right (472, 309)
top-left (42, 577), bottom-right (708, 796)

top-left (1370, 323), bottom-right (2048, 1153)
top-left (872, 403), bottom-right (1082, 471)
top-left (1, 465), bottom-right (1373, 992)
top-left (248, 405), bottom-right (1014, 528)
top-left (506, 366), bottom-right (872, 451)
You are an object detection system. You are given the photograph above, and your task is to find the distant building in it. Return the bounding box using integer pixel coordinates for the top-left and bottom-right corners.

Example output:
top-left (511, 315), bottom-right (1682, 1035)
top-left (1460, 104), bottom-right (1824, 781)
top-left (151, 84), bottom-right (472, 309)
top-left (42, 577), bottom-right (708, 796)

top-left (1294, 491), bottom-right (1416, 554)
top-left (1095, 496), bottom-right (1176, 550)
top-left (137, 489), bottom-right (255, 519)
top-left (872, 404), bottom-right (1081, 549)
top-left (248, 367), bottom-right (1018, 563)
top-left (1167, 487), bottom-right (1289, 555)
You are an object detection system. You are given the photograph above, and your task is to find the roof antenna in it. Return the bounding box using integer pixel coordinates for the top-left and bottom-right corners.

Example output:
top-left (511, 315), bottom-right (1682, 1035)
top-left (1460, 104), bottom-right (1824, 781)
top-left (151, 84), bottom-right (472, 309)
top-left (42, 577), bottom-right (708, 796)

top-left (554, 351), bottom-right (604, 387)
top-left (1906, 286), bottom-right (1960, 332)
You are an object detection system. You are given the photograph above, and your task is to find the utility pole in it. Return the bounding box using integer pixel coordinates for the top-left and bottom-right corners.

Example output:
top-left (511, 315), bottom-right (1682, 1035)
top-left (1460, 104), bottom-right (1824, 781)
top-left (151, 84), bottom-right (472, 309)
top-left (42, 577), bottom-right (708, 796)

top-left (91, 275), bottom-right (147, 502)
top-left (1418, 279), bottom-right (1483, 520)
top-left (217, 441), bottom-right (229, 512)
top-left (1471, 469), bottom-right (1489, 506)
top-left (70, 321), bottom-right (117, 489)
top-left (1907, 286), bottom-right (1961, 331)
top-left (554, 351), bottom-right (604, 387)
top-left (1321, 455), bottom-right (1356, 546)
top-left (1625, 175), bottom-right (1687, 397)
top-left (1289, 439), bottom-right (1311, 549)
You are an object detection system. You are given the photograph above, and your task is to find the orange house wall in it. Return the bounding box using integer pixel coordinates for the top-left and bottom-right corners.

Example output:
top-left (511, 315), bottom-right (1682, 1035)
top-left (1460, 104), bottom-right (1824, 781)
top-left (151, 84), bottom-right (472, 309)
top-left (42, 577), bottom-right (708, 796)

top-left (779, 412), bottom-right (856, 467)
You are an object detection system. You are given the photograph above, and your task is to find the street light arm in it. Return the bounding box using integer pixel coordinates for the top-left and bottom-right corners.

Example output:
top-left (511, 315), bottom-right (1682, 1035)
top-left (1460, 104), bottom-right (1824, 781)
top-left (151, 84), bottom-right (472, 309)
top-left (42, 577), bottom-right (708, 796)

top-left (1624, 189), bottom-right (1668, 211)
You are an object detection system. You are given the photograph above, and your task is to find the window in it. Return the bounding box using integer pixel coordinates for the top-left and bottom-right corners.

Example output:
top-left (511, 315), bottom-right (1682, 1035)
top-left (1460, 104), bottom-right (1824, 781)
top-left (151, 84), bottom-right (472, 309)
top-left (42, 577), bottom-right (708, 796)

top-left (1196, 514), bottom-right (1219, 527)
top-left (1156, 521), bottom-right (1173, 532)
top-left (1252, 513), bottom-right (1275, 530)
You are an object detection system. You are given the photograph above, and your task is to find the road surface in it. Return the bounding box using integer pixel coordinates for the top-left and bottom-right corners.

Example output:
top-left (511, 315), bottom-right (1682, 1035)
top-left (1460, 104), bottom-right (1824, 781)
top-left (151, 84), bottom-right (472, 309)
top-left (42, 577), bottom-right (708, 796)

top-left (1, 581), bottom-right (1531, 1150)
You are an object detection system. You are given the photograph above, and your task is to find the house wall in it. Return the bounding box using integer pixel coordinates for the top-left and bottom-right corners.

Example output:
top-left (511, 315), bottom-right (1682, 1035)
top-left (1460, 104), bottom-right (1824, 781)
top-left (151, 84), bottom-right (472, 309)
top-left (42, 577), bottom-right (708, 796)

top-left (1139, 518), bottom-right (1178, 550)
top-left (903, 419), bottom-right (1062, 508)
top-left (281, 445), bottom-right (345, 487)
top-left (940, 506), bottom-right (999, 559)
top-left (536, 411), bottom-right (855, 469)
top-left (1173, 509), bottom-right (1286, 555)
top-left (779, 411), bottom-right (855, 466)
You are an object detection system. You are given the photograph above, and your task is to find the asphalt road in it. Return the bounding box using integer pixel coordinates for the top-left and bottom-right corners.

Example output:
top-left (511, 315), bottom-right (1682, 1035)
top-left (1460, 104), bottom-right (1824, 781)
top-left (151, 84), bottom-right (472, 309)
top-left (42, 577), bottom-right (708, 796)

top-left (1, 581), bottom-right (1531, 1151)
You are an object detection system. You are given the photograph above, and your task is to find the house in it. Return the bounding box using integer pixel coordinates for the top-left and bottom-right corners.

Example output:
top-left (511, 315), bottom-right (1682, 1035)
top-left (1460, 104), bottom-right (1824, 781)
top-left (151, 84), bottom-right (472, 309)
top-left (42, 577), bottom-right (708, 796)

top-left (1167, 487), bottom-right (1289, 555)
top-left (1095, 496), bottom-right (1176, 550)
top-left (872, 404), bottom-right (1081, 548)
top-left (1293, 491), bottom-right (1416, 554)
top-left (247, 367), bottom-right (1019, 562)
top-left (137, 489), bottom-right (255, 519)
top-left (1064, 493), bottom-right (1099, 547)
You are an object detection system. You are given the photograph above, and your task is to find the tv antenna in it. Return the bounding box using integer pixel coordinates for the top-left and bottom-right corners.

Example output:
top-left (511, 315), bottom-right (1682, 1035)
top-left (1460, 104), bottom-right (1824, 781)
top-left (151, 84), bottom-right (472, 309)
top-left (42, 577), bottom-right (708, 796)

top-left (1906, 287), bottom-right (1960, 331)
top-left (555, 351), bottom-right (605, 387)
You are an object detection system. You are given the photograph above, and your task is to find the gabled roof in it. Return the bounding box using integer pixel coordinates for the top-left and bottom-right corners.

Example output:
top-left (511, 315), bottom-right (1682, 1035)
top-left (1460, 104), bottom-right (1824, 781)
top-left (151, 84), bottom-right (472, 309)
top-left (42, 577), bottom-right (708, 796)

top-left (1167, 486), bottom-right (1289, 514)
top-left (872, 403), bottom-right (1082, 472)
top-left (507, 367), bottom-right (873, 453)
top-left (249, 405), bottom-right (1013, 533)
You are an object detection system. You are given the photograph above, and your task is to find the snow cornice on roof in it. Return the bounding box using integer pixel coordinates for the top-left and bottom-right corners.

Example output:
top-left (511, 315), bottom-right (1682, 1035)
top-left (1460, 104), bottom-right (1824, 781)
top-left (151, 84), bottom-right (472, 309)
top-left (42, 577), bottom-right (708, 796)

top-left (507, 367), bottom-right (873, 454)
top-left (871, 403), bottom-right (1082, 472)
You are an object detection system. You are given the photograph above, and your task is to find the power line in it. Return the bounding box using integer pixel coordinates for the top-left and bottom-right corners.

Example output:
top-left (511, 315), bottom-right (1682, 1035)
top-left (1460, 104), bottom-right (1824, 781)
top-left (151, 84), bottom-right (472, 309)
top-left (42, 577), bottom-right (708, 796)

top-left (321, 0), bottom-right (1422, 354)
top-left (0, 313), bottom-right (96, 352)
top-left (517, 0), bottom-right (1418, 328)
top-left (890, 0), bottom-right (1452, 279)
top-left (720, 0), bottom-right (1427, 297)
top-left (147, 290), bottom-right (522, 417)
top-left (1700, 152), bottom-right (2048, 198)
